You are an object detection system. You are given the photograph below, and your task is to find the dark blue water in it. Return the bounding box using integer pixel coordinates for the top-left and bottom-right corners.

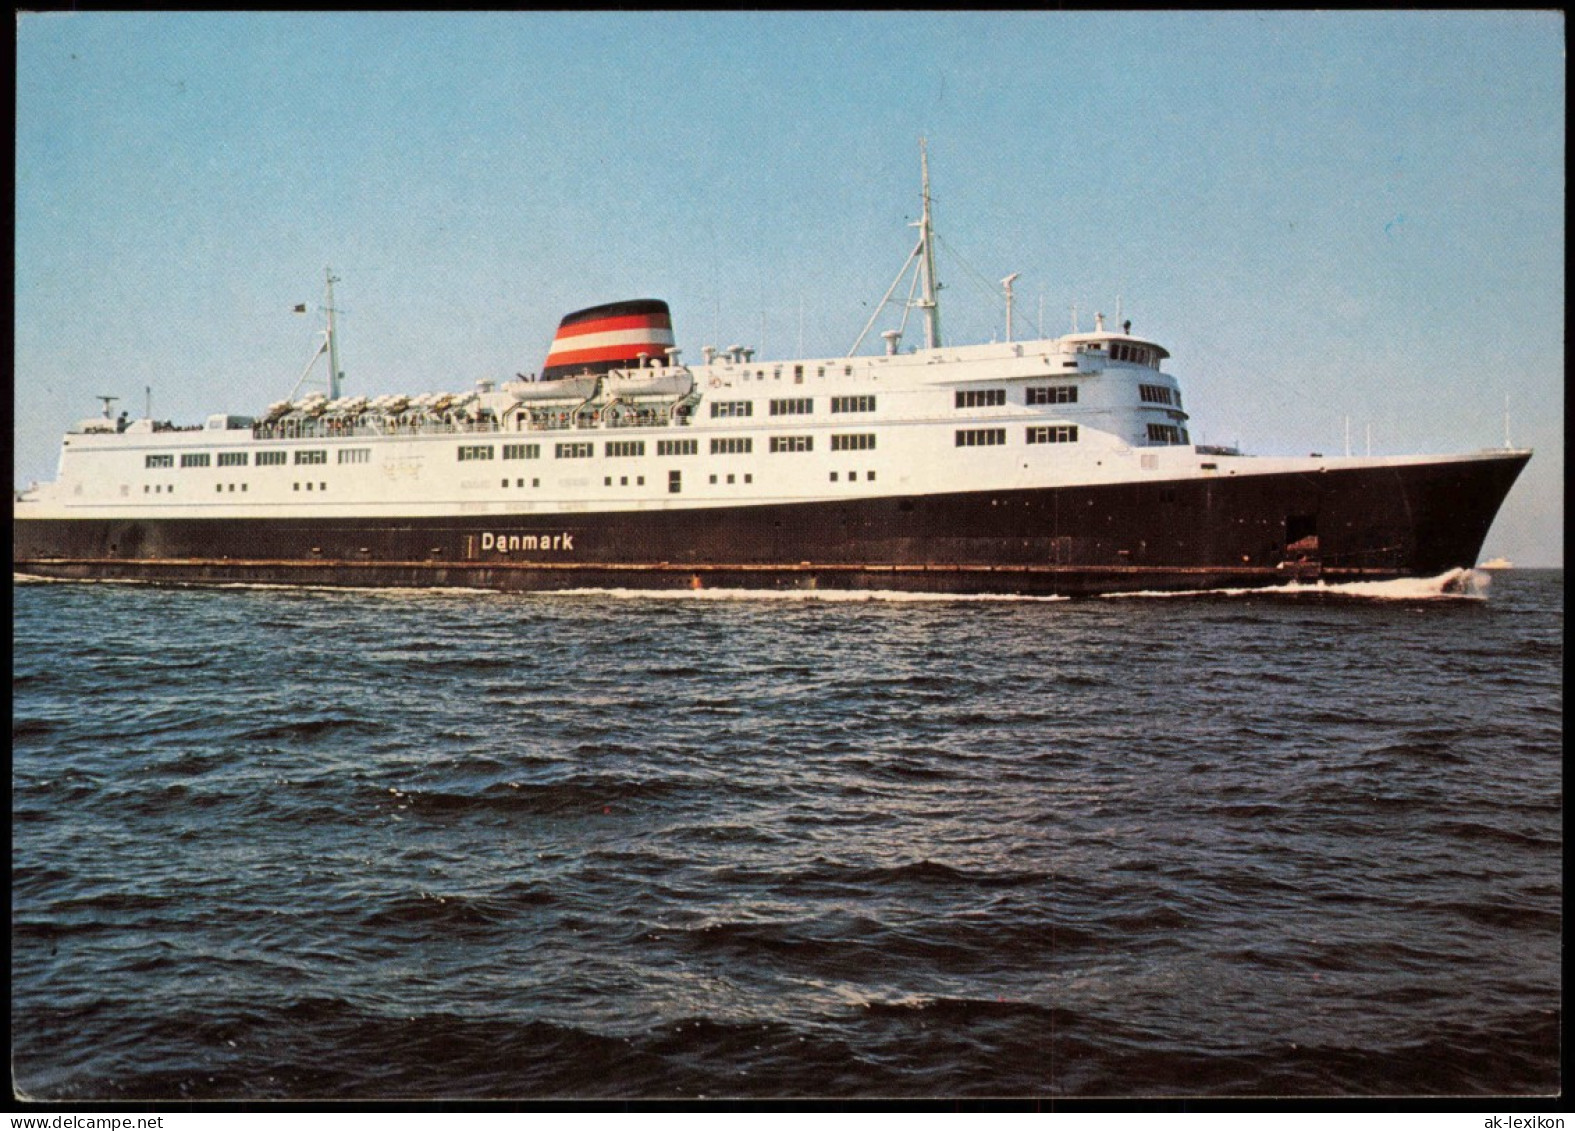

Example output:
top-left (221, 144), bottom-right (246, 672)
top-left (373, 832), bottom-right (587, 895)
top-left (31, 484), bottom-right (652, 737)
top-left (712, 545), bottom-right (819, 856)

top-left (11, 571), bottom-right (1562, 1099)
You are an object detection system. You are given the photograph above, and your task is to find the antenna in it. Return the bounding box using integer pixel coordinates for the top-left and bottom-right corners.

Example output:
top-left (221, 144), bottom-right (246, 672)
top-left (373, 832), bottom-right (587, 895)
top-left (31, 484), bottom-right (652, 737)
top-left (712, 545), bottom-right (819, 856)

top-left (1344, 415), bottom-right (1351, 457)
top-left (95, 395), bottom-right (119, 419)
top-left (1504, 393), bottom-right (1512, 449)
top-left (1001, 273), bottom-right (1021, 343)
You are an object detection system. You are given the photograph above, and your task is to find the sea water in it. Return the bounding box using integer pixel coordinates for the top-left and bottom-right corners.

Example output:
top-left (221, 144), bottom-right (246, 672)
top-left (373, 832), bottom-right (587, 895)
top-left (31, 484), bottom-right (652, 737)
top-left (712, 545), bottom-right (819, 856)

top-left (11, 570), bottom-right (1562, 1098)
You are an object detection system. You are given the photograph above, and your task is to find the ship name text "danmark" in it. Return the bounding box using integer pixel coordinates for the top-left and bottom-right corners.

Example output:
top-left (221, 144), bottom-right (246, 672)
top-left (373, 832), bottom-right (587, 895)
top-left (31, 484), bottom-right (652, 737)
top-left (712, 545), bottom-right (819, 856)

top-left (481, 532), bottom-right (576, 553)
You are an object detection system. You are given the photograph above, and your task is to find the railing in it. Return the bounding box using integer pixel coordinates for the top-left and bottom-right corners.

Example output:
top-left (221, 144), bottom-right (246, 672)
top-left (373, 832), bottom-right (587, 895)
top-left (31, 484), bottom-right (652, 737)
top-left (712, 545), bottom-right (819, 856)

top-left (251, 407), bottom-right (694, 442)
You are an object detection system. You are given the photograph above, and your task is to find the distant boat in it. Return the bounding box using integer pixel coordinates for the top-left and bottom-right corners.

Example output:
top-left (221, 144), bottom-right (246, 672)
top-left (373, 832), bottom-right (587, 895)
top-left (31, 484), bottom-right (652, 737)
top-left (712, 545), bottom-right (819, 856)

top-left (1479, 557), bottom-right (1514, 570)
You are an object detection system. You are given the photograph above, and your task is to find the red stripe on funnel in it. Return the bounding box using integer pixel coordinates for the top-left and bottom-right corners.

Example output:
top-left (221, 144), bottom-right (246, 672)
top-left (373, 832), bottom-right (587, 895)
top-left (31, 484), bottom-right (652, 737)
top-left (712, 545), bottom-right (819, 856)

top-left (544, 343), bottom-right (674, 367)
top-left (554, 313), bottom-right (672, 340)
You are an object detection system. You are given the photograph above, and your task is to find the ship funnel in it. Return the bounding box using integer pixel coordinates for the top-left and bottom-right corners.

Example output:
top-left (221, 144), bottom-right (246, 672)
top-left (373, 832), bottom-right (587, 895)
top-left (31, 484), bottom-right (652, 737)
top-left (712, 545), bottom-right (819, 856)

top-left (882, 329), bottom-right (902, 355)
top-left (542, 299), bottom-right (674, 381)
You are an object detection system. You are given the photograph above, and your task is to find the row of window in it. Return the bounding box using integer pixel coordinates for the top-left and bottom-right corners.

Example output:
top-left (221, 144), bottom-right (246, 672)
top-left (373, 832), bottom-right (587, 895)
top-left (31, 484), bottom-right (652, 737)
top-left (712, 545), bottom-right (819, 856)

top-left (957, 428), bottom-right (1006, 447)
top-left (1139, 384), bottom-right (1177, 406)
top-left (958, 427), bottom-right (1082, 447)
top-left (149, 449), bottom-right (335, 469)
top-left (714, 396), bottom-right (880, 415)
top-left (1147, 424), bottom-right (1185, 444)
top-left (455, 435), bottom-right (881, 460)
top-left (955, 385), bottom-right (1079, 408)
top-left (1111, 342), bottom-right (1161, 369)
top-left (1027, 385), bottom-right (1078, 406)
top-left (145, 410), bottom-right (1098, 474)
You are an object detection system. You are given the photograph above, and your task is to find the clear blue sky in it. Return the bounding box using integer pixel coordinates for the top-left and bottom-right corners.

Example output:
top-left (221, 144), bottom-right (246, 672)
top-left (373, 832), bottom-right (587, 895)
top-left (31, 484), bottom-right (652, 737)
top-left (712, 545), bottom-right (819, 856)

top-left (15, 11), bottom-right (1564, 565)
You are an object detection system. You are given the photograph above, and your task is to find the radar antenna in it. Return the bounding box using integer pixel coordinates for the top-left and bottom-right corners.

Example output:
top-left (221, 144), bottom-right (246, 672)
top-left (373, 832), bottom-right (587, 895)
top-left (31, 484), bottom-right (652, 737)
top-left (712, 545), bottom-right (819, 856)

top-left (95, 395), bottom-right (119, 419)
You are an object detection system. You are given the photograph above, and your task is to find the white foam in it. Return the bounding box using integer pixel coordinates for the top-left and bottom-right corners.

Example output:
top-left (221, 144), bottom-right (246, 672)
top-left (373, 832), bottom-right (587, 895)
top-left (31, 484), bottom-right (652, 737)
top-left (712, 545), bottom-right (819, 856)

top-left (1100, 568), bottom-right (1488, 602)
top-left (16, 570), bottom-right (1487, 602)
top-left (13, 573), bottom-right (1068, 603)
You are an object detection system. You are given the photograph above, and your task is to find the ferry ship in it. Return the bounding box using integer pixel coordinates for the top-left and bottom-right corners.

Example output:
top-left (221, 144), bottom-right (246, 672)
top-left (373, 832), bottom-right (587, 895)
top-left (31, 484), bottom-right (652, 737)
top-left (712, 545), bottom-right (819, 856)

top-left (13, 149), bottom-right (1531, 596)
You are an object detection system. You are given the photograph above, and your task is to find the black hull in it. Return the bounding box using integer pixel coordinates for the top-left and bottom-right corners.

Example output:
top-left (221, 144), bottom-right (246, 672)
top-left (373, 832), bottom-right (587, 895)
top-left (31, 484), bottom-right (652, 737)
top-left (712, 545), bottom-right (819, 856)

top-left (14, 454), bottom-right (1529, 596)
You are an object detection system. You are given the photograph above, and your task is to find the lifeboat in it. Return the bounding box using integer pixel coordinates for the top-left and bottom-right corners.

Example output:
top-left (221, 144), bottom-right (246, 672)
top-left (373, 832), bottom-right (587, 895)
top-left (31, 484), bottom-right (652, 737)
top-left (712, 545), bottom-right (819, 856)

top-left (503, 374), bottom-right (600, 402)
top-left (604, 367), bottom-right (693, 399)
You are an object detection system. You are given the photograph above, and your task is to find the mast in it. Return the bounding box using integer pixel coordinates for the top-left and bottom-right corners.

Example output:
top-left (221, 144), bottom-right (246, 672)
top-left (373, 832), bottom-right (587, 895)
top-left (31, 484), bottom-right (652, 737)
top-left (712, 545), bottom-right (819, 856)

top-left (916, 138), bottom-right (942, 350)
top-left (324, 268), bottom-right (343, 400)
top-left (844, 140), bottom-right (946, 356)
